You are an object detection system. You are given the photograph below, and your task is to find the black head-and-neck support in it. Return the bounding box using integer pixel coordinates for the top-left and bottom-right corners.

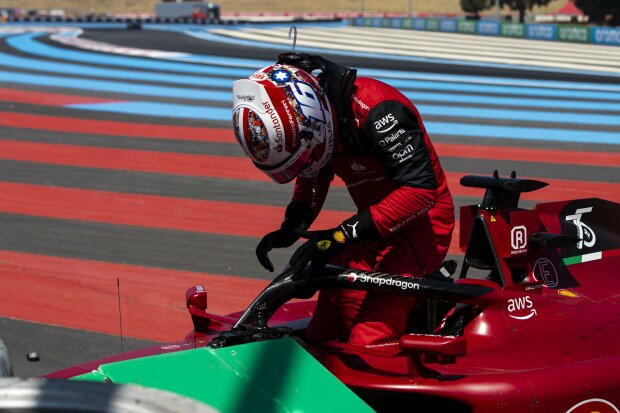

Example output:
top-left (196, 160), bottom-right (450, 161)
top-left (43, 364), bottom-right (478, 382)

top-left (277, 52), bottom-right (362, 151)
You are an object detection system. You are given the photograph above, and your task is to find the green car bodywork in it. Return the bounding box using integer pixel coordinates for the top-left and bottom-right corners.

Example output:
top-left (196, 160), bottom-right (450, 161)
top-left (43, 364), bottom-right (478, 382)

top-left (73, 337), bottom-right (374, 413)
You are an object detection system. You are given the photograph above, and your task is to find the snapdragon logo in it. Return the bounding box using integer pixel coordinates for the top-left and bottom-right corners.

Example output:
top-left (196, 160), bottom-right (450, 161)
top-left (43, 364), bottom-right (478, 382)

top-left (342, 272), bottom-right (420, 290)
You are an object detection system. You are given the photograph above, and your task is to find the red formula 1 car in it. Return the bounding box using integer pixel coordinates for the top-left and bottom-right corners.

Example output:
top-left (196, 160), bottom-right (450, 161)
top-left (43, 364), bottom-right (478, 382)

top-left (48, 172), bottom-right (620, 413)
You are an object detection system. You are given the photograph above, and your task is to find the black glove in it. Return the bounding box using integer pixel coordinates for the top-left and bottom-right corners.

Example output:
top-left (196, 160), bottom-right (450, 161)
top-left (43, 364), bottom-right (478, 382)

top-left (256, 201), bottom-right (314, 272)
top-left (289, 209), bottom-right (381, 276)
top-left (256, 228), bottom-right (300, 272)
top-left (289, 227), bottom-right (350, 276)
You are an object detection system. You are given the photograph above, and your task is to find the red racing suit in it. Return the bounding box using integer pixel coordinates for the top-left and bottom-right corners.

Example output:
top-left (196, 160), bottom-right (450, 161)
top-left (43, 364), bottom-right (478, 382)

top-left (291, 77), bottom-right (455, 345)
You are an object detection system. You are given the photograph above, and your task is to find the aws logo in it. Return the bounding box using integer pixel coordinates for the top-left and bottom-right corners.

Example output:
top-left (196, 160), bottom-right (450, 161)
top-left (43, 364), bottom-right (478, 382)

top-left (507, 296), bottom-right (537, 320)
top-left (374, 113), bottom-right (398, 134)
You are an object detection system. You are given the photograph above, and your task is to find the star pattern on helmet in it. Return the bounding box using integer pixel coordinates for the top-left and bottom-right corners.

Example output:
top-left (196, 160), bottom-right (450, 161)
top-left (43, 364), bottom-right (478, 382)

top-left (272, 69), bottom-right (291, 83)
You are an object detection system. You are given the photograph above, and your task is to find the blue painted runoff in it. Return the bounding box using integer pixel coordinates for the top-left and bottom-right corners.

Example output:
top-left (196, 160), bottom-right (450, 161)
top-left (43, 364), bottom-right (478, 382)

top-left (0, 69), bottom-right (232, 101)
top-left (6, 66), bottom-right (614, 126)
top-left (6, 32), bottom-right (620, 102)
top-left (3, 47), bottom-right (619, 111)
top-left (66, 101), bottom-right (620, 144)
top-left (0, 49), bottom-right (246, 87)
top-left (6, 32), bottom-right (252, 77)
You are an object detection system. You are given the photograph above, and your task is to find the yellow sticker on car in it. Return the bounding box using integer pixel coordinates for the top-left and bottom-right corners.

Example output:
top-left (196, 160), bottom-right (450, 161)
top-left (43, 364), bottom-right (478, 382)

top-left (558, 289), bottom-right (579, 298)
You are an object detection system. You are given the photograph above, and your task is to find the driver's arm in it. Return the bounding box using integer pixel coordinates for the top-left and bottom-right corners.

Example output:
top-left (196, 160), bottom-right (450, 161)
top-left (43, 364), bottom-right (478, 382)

top-left (255, 167), bottom-right (333, 272)
top-left (291, 99), bottom-right (438, 247)
top-left (290, 165), bottom-right (334, 221)
top-left (364, 100), bottom-right (438, 237)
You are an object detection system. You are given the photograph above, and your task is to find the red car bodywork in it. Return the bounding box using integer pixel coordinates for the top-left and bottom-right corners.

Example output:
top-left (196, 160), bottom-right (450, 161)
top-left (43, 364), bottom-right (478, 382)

top-left (49, 173), bottom-right (620, 413)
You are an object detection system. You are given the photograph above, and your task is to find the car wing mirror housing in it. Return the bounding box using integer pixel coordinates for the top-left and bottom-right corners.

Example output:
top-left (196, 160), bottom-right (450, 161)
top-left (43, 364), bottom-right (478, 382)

top-left (399, 334), bottom-right (467, 379)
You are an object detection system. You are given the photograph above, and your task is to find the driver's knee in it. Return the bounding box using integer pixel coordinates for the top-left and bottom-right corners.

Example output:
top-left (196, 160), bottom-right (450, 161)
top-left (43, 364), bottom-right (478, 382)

top-left (348, 294), bottom-right (417, 346)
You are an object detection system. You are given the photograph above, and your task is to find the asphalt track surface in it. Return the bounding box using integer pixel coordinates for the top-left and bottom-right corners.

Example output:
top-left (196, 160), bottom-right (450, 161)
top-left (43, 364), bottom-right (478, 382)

top-left (0, 24), bottom-right (619, 378)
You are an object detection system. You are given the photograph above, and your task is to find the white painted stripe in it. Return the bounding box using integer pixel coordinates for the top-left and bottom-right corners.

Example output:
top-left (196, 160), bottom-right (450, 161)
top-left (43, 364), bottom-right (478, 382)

top-left (581, 252), bottom-right (603, 262)
top-left (50, 31), bottom-right (189, 58)
top-left (181, 30), bottom-right (620, 92)
top-left (207, 26), bottom-right (620, 75)
top-left (343, 27), bottom-right (620, 58)
top-left (304, 27), bottom-right (620, 65)
top-left (0, 26), bottom-right (77, 34)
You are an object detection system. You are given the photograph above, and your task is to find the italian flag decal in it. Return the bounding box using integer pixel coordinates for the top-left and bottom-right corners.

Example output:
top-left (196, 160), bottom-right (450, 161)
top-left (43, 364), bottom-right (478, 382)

top-left (563, 248), bottom-right (620, 266)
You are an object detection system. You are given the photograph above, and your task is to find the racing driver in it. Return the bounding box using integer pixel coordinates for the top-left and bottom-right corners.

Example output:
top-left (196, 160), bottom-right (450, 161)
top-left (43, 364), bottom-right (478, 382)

top-left (231, 53), bottom-right (454, 346)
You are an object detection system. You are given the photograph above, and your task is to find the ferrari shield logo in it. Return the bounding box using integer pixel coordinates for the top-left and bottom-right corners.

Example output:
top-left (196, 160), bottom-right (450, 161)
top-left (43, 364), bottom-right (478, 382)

top-left (317, 240), bottom-right (331, 251)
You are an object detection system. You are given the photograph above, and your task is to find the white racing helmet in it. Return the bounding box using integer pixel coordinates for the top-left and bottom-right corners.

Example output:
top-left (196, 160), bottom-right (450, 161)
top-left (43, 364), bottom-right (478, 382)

top-left (232, 64), bottom-right (335, 184)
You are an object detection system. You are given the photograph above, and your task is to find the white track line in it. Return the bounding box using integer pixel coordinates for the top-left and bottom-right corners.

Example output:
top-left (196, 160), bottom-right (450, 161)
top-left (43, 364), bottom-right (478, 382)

top-left (207, 26), bottom-right (620, 74)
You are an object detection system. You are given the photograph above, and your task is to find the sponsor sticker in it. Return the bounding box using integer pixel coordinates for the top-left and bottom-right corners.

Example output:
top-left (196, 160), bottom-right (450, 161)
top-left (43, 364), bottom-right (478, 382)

top-left (261, 101), bottom-right (284, 152)
top-left (250, 72), bottom-right (268, 81)
top-left (558, 289), bottom-right (579, 298)
top-left (507, 296), bottom-right (537, 320)
top-left (391, 144), bottom-right (415, 163)
top-left (236, 94), bottom-right (255, 102)
top-left (565, 207), bottom-right (596, 250)
top-left (332, 230), bottom-right (347, 244)
top-left (374, 113), bottom-right (398, 134)
top-left (341, 272), bottom-right (420, 291)
top-left (533, 258), bottom-right (558, 287)
top-left (352, 94), bottom-right (370, 111)
top-left (344, 222), bottom-right (359, 239)
top-left (317, 240), bottom-right (331, 251)
top-left (511, 225), bottom-right (528, 255)
top-left (378, 128), bottom-right (406, 147)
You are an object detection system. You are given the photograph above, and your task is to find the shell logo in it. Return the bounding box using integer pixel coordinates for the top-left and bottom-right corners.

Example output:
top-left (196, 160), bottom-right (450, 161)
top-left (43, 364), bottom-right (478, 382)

top-left (333, 230), bottom-right (347, 244)
top-left (565, 399), bottom-right (619, 413)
